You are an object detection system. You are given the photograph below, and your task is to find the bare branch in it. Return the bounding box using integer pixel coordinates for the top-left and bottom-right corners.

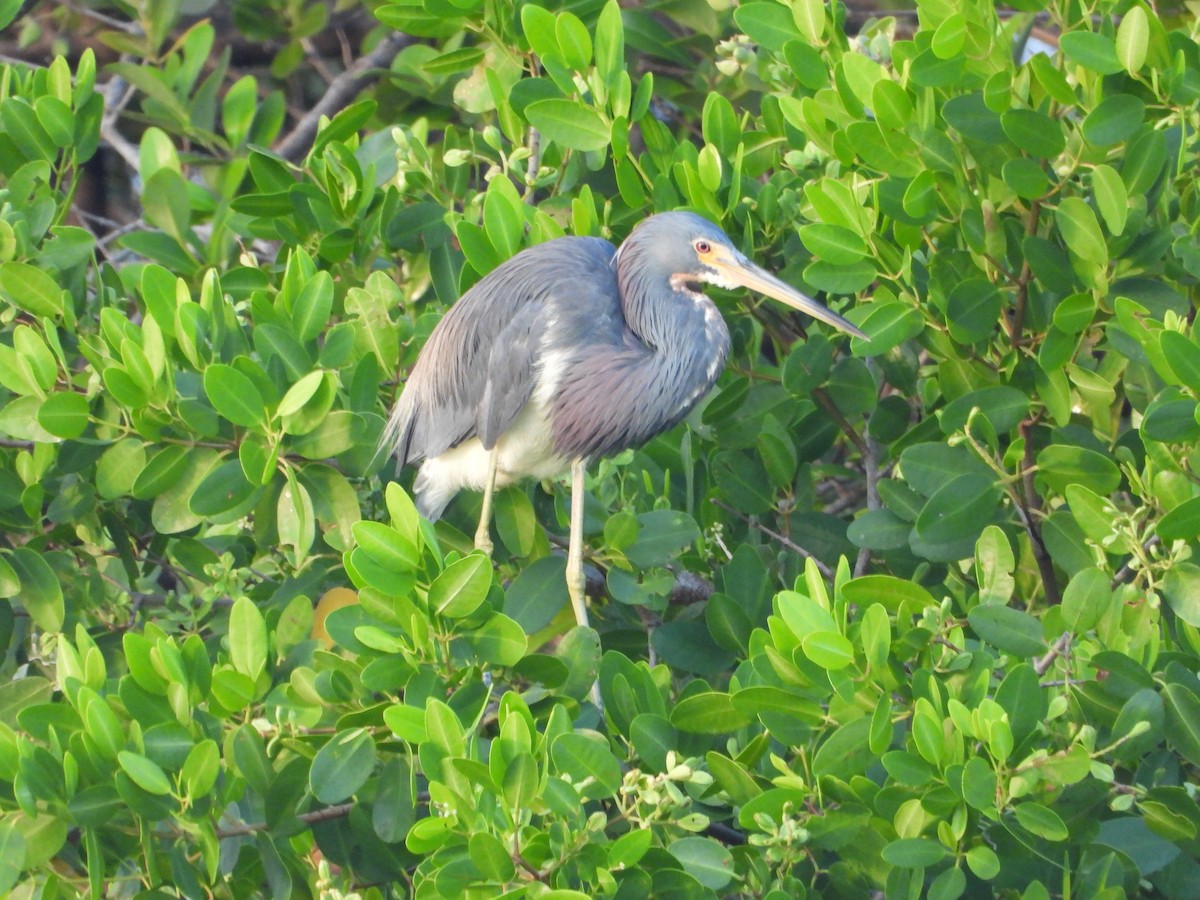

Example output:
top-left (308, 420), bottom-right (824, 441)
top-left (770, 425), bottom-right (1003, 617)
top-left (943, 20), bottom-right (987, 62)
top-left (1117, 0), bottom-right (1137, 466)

top-left (274, 33), bottom-right (410, 162)
top-left (711, 498), bottom-right (833, 577)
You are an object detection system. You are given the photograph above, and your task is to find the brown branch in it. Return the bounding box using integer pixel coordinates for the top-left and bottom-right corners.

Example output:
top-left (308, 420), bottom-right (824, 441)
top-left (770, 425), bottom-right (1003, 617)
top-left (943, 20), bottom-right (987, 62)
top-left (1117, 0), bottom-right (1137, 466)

top-left (711, 498), bottom-right (833, 577)
top-left (1034, 632), bottom-right (1071, 676)
top-left (274, 33), bottom-right (410, 162)
top-left (1009, 199), bottom-right (1042, 345)
top-left (1018, 419), bottom-right (1062, 605)
top-left (811, 386), bottom-right (869, 459)
top-left (0, 439), bottom-right (35, 449)
top-left (216, 802), bottom-right (355, 839)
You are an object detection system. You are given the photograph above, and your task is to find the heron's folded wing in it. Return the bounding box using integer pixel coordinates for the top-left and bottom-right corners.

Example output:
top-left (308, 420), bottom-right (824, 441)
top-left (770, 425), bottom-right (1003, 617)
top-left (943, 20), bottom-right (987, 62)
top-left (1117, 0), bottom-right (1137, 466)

top-left (383, 237), bottom-right (618, 464)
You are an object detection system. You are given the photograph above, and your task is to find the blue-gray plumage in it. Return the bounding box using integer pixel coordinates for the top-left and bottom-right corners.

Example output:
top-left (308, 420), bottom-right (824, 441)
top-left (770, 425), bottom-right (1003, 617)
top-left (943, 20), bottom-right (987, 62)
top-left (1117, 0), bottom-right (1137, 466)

top-left (379, 211), bottom-right (864, 627)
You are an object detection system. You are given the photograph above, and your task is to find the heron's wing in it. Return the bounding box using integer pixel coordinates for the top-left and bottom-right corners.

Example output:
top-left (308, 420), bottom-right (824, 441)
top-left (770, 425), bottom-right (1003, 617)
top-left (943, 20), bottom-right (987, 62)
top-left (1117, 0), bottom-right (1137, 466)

top-left (381, 236), bottom-right (619, 464)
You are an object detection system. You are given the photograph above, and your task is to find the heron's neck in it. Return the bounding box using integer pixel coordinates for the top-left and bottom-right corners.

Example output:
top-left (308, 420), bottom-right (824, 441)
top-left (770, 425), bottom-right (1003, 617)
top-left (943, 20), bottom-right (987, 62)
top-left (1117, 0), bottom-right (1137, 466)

top-left (615, 248), bottom-right (731, 367)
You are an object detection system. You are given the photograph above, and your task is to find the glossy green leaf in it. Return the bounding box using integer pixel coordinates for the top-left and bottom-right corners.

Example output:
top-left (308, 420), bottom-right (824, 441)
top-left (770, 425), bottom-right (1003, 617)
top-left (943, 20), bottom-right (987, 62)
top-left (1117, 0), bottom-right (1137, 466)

top-left (967, 605), bottom-right (1045, 657)
top-left (203, 364), bottom-right (265, 428)
top-left (8, 548), bottom-right (63, 633)
top-left (0, 263), bottom-right (64, 317)
top-left (429, 553), bottom-right (492, 618)
top-left (552, 733), bottom-right (621, 799)
top-left (525, 99), bottom-right (610, 152)
top-left (117, 751), bottom-right (172, 795)
top-left (310, 728), bottom-right (376, 803)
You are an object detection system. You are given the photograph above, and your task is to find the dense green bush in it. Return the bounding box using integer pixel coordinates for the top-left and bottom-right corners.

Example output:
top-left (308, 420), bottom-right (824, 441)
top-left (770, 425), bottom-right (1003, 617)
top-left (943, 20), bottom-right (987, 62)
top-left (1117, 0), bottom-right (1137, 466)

top-left (1, 0), bottom-right (1199, 896)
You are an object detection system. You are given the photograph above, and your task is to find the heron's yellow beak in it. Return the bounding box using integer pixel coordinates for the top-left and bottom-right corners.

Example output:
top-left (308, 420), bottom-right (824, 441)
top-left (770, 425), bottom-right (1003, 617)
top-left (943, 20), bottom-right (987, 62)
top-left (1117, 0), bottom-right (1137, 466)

top-left (711, 250), bottom-right (867, 340)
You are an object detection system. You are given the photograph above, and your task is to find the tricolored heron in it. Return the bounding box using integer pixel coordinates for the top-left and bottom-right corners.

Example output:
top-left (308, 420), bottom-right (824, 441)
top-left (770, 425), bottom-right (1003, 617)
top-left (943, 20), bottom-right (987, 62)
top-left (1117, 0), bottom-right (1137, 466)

top-left (380, 211), bottom-right (865, 631)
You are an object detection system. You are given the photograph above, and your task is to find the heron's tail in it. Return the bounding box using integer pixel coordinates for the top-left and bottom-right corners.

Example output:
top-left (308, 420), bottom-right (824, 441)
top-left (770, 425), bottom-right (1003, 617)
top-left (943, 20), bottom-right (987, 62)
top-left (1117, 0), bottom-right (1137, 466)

top-left (374, 393), bottom-right (416, 474)
top-left (412, 465), bottom-right (456, 521)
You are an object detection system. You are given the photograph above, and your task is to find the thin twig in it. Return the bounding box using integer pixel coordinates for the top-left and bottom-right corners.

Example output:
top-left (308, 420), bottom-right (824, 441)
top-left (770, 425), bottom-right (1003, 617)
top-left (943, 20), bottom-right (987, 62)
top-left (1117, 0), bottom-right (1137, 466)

top-left (101, 73), bottom-right (142, 172)
top-left (1009, 200), bottom-right (1042, 345)
top-left (274, 33), bottom-right (409, 162)
top-left (1018, 419), bottom-right (1062, 605)
top-left (0, 439), bottom-right (35, 450)
top-left (855, 360), bottom-right (883, 577)
top-left (1034, 631), bottom-right (1071, 676)
top-left (216, 802), bottom-right (355, 838)
top-left (522, 127), bottom-right (541, 201)
top-left (711, 498), bottom-right (833, 577)
top-left (1112, 536), bottom-right (1159, 586)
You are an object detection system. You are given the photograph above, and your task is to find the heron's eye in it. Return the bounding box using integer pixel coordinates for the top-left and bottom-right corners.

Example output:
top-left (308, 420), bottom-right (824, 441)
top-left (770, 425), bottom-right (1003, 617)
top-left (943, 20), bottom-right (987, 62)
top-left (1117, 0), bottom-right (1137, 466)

top-left (694, 240), bottom-right (712, 254)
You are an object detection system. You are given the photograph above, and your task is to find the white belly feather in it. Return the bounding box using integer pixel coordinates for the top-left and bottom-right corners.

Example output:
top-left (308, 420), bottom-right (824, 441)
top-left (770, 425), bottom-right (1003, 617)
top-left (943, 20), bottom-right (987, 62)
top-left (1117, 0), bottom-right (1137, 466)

top-left (413, 349), bottom-right (571, 515)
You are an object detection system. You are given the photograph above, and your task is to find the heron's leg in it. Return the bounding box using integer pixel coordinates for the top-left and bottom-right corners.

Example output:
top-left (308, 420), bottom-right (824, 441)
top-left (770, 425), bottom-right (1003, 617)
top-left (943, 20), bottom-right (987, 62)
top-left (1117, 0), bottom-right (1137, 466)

top-left (567, 458), bottom-right (604, 710)
top-left (567, 458), bottom-right (589, 628)
top-left (474, 448), bottom-right (498, 555)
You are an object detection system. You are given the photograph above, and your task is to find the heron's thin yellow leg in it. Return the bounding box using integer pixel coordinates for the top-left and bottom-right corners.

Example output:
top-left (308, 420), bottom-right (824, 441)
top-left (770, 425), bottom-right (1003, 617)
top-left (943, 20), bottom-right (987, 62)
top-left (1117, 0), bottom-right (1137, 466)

top-left (474, 448), bottom-right (498, 554)
top-left (567, 458), bottom-right (589, 628)
top-left (567, 459), bottom-right (604, 710)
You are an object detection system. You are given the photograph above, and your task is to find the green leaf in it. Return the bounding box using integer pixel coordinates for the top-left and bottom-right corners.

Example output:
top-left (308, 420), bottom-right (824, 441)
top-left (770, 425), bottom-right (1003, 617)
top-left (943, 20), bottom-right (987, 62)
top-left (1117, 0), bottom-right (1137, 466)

top-left (1002, 158), bottom-right (1049, 200)
top-left (469, 832), bottom-right (516, 883)
top-left (967, 605), bottom-right (1046, 657)
top-left (502, 752), bottom-right (539, 810)
top-left (915, 473), bottom-right (1001, 545)
top-left (467, 612), bottom-right (527, 666)
top-left (798, 223), bottom-right (869, 265)
top-left (309, 728), bottom-right (376, 803)
top-left (1091, 164), bottom-right (1128, 235)
top-left (525, 99), bottom-right (610, 152)
top-left (791, 0), bottom-right (825, 43)
top-left (0, 98), bottom-right (56, 161)
top-left (671, 691), bottom-right (754, 734)
top-left (429, 553), bottom-right (492, 618)
top-left (117, 750), bottom-right (172, 795)
top-left (882, 837), bottom-right (947, 868)
top-left (1160, 331), bottom-right (1200, 394)
top-left (9, 548), bottom-right (63, 632)
top-left (552, 733), bottom-right (621, 799)
top-left (800, 631), bottom-right (855, 669)
top-left (292, 271), bottom-right (334, 343)
top-left (626, 510), bottom-right (699, 568)
top-left (966, 844), bottom-right (1001, 879)
top-left (841, 574), bottom-right (935, 611)
top-left (558, 626), bottom-right (601, 700)
top-left (946, 278), bottom-right (1003, 344)
top-left (229, 596), bottom-right (268, 680)
top-left (0, 819), bottom-right (24, 895)
top-left (1035, 444), bottom-right (1121, 496)
top-left (352, 521), bottom-right (420, 576)
top-left (594, 1), bottom-right (625, 86)
top-left (1115, 5), bottom-right (1149, 73)
top-left (555, 12), bottom-right (592, 70)
top-left (0, 263), bottom-right (64, 317)
top-left (1163, 564), bottom-right (1200, 628)
top-left (180, 739), bottom-right (220, 799)
top-left (1060, 31), bottom-right (1124, 75)
top-left (1159, 497), bottom-right (1200, 542)
top-left (189, 461), bottom-right (256, 517)
top-left (1061, 566), bottom-right (1111, 632)
top-left (1055, 197), bottom-right (1108, 266)
top-left (668, 837), bottom-right (735, 890)
top-left (37, 392), bottom-right (89, 439)
top-left (1014, 802), bottom-right (1069, 841)
top-left (1082, 95), bottom-right (1145, 146)
top-left (504, 555), bottom-right (568, 632)
top-left (203, 364), bottom-right (266, 428)
top-left (142, 169), bottom-right (192, 244)
top-left (733, 2), bottom-right (797, 51)
top-left (1000, 108), bottom-right (1064, 159)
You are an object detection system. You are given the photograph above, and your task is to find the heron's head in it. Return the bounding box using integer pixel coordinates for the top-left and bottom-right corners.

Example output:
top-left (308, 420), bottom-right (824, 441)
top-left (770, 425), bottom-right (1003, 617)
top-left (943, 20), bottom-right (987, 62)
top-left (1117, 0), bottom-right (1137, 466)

top-left (624, 211), bottom-right (866, 339)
